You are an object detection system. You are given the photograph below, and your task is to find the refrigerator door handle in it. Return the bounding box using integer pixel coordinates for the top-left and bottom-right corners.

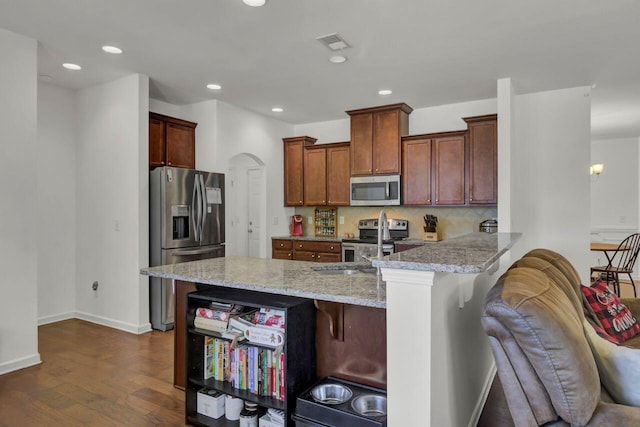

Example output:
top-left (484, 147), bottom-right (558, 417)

top-left (199, 174), bottom-right (207, 235)
top-left (192, 176), bottom-right (200, 242)
top-left (171, 246), bottom-right (223, 256)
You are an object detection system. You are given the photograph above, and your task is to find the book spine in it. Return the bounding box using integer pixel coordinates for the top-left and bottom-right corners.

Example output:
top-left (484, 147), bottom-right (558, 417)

top-left (248, 346), bottom-right (254, 393)
top-left (279, 352), bottom-right (285, 401)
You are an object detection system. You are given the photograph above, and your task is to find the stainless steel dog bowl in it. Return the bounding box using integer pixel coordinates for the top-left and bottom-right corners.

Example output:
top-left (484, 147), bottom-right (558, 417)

top-left (310, 383), bottom-right (353, 405)
top-left (351, 394), bottom-right (387, 417)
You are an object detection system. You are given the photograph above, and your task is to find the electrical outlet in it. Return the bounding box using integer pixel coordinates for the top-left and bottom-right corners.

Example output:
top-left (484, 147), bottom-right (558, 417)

top-left (339, 216), bottom-right (345, 225)
top-left (308, 216), bottom-right (313, 224)
top-left (92, 281), bottom-right (99, 291)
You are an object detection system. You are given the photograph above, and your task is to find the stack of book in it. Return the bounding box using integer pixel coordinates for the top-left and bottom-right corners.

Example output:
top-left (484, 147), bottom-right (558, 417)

top-left (194, 302), bottom-right (245, 336)
top-left (204, 337), bottom-right (286, 401)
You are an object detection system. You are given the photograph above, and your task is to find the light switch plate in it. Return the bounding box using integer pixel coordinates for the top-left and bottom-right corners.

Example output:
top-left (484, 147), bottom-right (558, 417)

top-left (308, 216), bottom-right (313, 224)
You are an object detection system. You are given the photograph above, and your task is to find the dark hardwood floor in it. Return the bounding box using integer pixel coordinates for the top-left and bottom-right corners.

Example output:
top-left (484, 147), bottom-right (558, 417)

top-left (0, 319), bottom-right (185, 426)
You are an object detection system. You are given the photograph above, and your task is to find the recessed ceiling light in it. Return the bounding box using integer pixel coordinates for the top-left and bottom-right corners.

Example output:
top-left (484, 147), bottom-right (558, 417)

top-left (378, 89), bottom-right (392, 96)
top-left (102, 45), bottom-right (123, 54)
top-left (63, 63), bottom-right (82, 71)
top-left (207, 84), bottom-right (222, 90)
top-left (242, 0), bottom-right (267, 6)
top-left (272, 107), bottom-right (283, 113)
top-left (329, 55), bottom-right (347, 64)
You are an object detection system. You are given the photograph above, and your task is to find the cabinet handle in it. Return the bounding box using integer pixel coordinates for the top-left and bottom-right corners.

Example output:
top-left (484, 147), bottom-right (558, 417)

top-left (168, 162), bottom-right (172, 165)
top-left (299, 201), bottom-right (303, 204)
top-left (376, 168), bottom-right (379, 172)
top-left (330, 246), bottom-right (334, 250)
top-left (288, 253), bottom-right (291, 257)
top-left (316, 255), bottom-right (319, 259)
top-left (299, 244), bottom-right (303, 248)
top-left (369, 168), bottom-right (372, 172)
top-left (470, 197), bottom-right (473, 202)
top-left (280, 243), bottom-right (284, 247)
top-left (323, 200), bottom-right (325, 203)
top-left (312, 254), bottom-right (316, 258)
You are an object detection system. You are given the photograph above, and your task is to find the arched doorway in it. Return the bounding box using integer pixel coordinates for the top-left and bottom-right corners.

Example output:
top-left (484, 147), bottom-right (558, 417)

top-left (227, 153), bottom-right (267, 257)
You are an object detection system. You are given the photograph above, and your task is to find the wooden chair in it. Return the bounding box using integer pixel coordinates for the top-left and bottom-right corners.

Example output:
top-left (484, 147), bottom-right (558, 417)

top-left (591, 233), bottom-right (640, 297)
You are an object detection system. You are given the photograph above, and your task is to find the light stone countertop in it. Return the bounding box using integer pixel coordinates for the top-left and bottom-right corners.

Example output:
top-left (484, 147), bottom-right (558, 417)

top-left (141, 257), bottom-right (387, 308)
top-left (372, 232), bottom-right (522, 273)
top-left (141, 232), bottom-right (520, 308)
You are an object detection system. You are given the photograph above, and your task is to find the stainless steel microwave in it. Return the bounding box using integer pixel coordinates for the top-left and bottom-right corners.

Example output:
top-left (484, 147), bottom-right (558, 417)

top-left (350, 175), bottom-right (401, 206)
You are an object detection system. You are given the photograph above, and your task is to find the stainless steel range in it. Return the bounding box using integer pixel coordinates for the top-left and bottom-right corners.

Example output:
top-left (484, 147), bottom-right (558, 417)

top-left (342, 218), bottom-right (409, 262)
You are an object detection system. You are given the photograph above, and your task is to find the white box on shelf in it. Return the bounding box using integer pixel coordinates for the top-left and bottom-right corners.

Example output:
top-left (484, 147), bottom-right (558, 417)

top-left (197, 389), bottom-right (225, 419)
top-left (259, 413), bottom-right (284, 427)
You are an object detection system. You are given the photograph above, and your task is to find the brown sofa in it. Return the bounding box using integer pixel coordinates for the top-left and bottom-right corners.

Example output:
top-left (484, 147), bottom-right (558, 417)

top-left (479, 249), bottom-right (640, 426)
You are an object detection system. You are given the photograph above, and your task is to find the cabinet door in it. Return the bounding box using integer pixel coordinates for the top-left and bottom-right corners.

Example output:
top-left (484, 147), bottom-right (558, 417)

top-left (304, 148), bottom-right (327, 206)
top-left (373, 109), bottom-right (401, 174)
top-left (326, 145), bottom-right (350, 205)
top-left (350, 113), bottom-right (374, 176)
top-left (284, 140), bottom-right (304, 206)
top-left (433, 135), bottom-right (465, 205)
top-left (402, 138), bottom-right (432, 205)
top-left (166, 123), bottom-right (195, 169)
top-left (468, 119), bottom-right (497, 204)
top-left (149, 117), bottom-right (166, 168)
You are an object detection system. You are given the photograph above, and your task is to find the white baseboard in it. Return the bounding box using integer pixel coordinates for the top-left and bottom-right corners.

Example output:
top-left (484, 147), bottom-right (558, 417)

top-left (0, 353), bottom-right (41, 376)
top-left (468, 362), bottom-right (497, 427)
top-left (38, 311), bottom-right (75, 326)
top-left (74, 311), bottom-right (152, 335)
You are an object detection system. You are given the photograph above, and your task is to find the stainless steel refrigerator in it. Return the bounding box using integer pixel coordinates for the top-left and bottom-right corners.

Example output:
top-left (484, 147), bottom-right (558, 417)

top-left (149, 166), bottom-right (225, 331)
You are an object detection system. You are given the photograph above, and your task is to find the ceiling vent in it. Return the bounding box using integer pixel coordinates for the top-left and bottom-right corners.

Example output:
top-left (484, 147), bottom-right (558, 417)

top-left (316, 33), bottom-right (351, 51)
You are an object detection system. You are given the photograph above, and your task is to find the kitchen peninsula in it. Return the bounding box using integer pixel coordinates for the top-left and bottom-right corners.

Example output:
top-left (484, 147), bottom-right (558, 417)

top-left (141, 231), bottom-right (520, 427)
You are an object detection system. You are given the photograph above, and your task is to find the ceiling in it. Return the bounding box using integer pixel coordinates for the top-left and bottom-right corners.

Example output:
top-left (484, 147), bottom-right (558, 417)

top-left (1, 0), bottom-right (639, 138)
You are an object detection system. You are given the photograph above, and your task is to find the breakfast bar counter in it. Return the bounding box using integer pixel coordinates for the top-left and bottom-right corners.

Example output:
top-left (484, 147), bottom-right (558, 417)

top-left (141, 231), bottom-right (521, 427)
top-left (141, 232), bottom-right (520, 308)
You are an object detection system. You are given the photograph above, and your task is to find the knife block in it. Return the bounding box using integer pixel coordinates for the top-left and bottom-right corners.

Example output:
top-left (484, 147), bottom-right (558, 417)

top-left (423, 230), bottom-right (441, 242)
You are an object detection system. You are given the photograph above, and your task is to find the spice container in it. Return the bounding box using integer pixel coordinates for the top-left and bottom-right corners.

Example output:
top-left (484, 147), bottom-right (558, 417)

top-left (239, 401), bottom-right (259, 427)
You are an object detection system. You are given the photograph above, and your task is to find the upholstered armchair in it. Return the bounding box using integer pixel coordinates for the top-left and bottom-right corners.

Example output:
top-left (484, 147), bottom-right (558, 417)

top-left (481, 259), bottom-right (640, 426)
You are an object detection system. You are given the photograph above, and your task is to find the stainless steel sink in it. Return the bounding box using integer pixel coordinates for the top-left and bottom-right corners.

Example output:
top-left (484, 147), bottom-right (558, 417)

top-left (312, 265), bottom-right (377, 275)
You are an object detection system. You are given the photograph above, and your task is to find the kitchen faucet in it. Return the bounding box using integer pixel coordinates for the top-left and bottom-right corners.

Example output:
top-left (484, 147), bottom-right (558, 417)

top-left (376, 209), bottom-right (391, 275)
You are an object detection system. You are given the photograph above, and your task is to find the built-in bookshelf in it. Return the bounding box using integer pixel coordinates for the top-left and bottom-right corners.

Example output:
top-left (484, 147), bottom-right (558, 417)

top-left (185, 287), bottom-right (316, 427)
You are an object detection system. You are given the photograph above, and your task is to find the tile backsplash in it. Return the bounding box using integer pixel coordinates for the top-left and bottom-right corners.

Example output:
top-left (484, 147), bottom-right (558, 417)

top-left (294, 206), bottom-right (498, 240)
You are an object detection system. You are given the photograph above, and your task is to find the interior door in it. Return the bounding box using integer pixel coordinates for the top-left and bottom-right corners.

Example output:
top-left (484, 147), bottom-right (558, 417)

top-left (247, 168), bottom-right (262, 257)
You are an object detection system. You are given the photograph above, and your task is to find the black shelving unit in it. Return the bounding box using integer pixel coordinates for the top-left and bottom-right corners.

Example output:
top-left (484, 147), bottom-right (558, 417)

top-left (185, 287), bottom-right (316, 427)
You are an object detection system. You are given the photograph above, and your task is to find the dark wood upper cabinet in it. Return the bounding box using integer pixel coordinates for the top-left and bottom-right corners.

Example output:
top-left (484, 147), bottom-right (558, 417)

top-left (433, 133), bottom-right (466, 205)
top-left (464, 114), bottom-right (498, 205)
top-left (149, 112), bottom-right (197, 169)
top-left (347, 103), bottom-right (412, 176)
top-left (149, 116), bottom-right (166, 167)
top-left (326, 144), bottom-right (350, 206)
top-left (304, 146), bottom-right (327, 206)
top-left (402, 136), bottom-right (432, 205)
top-left (283, 138), bottom-right (350, 207)
top-left (283, 136), bottom-right (315, 207)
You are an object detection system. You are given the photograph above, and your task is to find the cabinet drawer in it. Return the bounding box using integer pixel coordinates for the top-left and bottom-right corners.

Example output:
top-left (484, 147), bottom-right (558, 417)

top-left (292, 250), bottom-right (317, 262)
top-left (294, 240), bottom-right (341, 253)
top-left (272, 239), bottom-right (293, 250)
top-left (315, 252), bottom-right (342, 263)
top-left (273, 249), bottom-right (292, 260)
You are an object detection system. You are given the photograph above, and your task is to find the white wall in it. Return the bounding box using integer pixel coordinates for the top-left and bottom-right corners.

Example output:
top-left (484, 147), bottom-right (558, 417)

top-left (591, 137), bottom-right (639, 230)
top-left (75, 74), bottom-right (150, 333)
top-left (215, 101), bottom-right (294, 257)
top-left (37, 83), bottom-right (77, 324)
top-left (507, 86), bottom-right (592, 281)
top-left (0, 28), bottom-right (41, 374)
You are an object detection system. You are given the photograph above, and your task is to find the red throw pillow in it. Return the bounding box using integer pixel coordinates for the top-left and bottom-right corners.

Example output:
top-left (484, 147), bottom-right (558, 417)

top-left (581, 280), bottom-right (640, 344)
